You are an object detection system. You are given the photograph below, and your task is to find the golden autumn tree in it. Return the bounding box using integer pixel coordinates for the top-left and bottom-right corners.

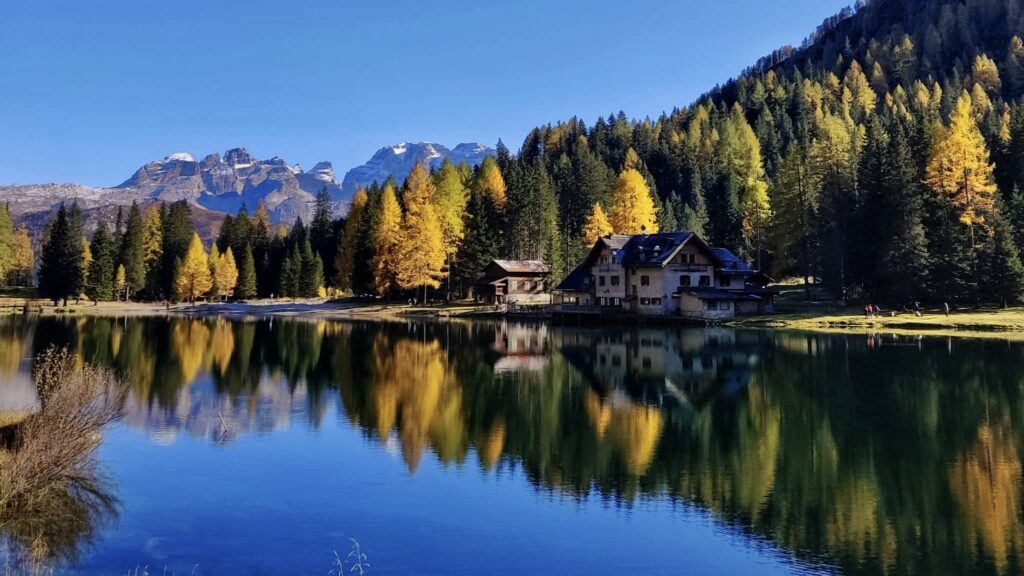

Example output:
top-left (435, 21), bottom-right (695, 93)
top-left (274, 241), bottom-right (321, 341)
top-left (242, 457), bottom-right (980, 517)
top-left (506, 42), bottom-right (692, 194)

top-left (214, 246), bottom-right (239, 300)
top-left (372, 183), bottom-right (402, 295)
top-left (174, 233), bottom-right (212, 303)
top-left (474, 156), bottom-right (507, 209)
top-left (395, 163), bottom-right (446, 296)
top-left (925, 92), bottom-right (997, 247)
top-left (607, 168), bottom-right (659, 235)
top-left (9, 226), bottom-right (33, 286)
top-left (142, 205), bottom-right (162, 272)
top-left (334, 188), bottom-right (367, 292)
top-left (581, 202), bottom-right (613, 246)
top-left (114, 264), bottom-right (126, 301)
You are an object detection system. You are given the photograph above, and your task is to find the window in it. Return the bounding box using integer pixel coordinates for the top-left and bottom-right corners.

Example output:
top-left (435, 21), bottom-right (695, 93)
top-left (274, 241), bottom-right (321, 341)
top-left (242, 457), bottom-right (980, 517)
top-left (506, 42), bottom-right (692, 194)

top-left (509, 280), bottom-right (517, 291)
top-left (688, 254), bottom-right (696, 264)
top-left (632, 285), bottom-right (638, 295)
top-left (720, 276), bottom-right (731, 287)
top-left (599, 297), bottom-right (607, 306)
top-left (706, 300), bottom-right (718, 310)
top-left (640, 297), bottom-right (650, 305)
top-left (611, 276), bottom-right (620, 286)
top-left (721, 301), bottom-right (731, 310)
top-left (641, 275), bottom-right (650, 286)
top-left (523, 280), bottom-right (531, 291)
top-left (652, 298), bottom-right (662, 305)
top-left (642, 357), bottom-right (652, 369)
top-left (599, 276), bottom-right (606, 286)
top-left (679, 275), bottom-right (691, 287)
top-left (611, 298), bottom-right (620, 306)
top-left (699, 276), bottom-right (711, 287)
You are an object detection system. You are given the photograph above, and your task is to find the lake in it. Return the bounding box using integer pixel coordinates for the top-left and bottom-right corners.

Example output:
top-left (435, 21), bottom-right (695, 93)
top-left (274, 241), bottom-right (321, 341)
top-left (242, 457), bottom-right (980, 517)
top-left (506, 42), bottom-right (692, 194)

top-left (0, 315), bottom-right (1022, 575)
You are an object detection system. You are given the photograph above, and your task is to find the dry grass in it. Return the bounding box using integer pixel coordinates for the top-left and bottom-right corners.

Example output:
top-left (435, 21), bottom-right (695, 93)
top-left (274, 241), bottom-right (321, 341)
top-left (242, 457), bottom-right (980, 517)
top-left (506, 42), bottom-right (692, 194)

top-left (0, 347), bottom-right (126, 571)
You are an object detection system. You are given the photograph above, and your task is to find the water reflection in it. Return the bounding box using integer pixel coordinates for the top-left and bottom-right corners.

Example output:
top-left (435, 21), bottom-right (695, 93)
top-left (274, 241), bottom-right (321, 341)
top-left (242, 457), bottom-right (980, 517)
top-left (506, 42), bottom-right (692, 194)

top-left (2, 315), bottom-right (1024, 575)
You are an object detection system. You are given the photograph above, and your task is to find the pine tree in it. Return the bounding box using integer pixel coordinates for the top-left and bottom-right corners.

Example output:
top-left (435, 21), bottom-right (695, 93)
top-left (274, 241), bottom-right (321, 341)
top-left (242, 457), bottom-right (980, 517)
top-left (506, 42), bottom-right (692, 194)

top-left (607, 168), bottom-right (659, 234)
top-left (309, 188), bottom-right (336, 285)
top-left (334, 188), bottom-right (367, 292)
top-left (455, 186), bottom-right (502, 293)
top-left (979, 198), bottom-right (1024, 306)
top-left (236, 244), bottom-right (257, 299)
top-left (772, 145), bottom-right (821, 299)
top-left (582, 202), bottom-right (613, 246)
top-left (208, 242), bottom-right (221, 299)
top-left (38, 203), bottom-right (85, 306)
top-left (658, 192), bottom-right (679, 232)
top-left (120, 202), bottom-right (146, 299)
top-left (299, 239), bottom-right (324, 297)
top-left (680, 170), bottom-right (710, 238)
top-left (173, 233), bottom-right (212, 303)
top-left (161, 201), bottom-right (195, 298)
top-left (86, 223), bottom-right (116, 302)
top-left (395, 163), bottom-right (446, 295)
top-left (372, 183), bottom-right (403, 296)
top-left (278, 247), bottom-right (302, 298)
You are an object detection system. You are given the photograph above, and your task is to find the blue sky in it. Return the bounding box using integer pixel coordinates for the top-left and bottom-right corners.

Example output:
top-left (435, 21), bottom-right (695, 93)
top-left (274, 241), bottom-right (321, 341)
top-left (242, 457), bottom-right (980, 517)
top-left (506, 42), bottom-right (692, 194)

top-left (0, 0), bottom-right (852, 187)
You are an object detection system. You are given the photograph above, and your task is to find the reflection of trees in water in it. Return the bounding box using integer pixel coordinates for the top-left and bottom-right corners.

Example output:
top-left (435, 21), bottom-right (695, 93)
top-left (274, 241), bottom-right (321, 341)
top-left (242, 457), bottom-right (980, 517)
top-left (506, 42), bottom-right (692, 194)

top-left (9, 318), bottom-right (1024, 575)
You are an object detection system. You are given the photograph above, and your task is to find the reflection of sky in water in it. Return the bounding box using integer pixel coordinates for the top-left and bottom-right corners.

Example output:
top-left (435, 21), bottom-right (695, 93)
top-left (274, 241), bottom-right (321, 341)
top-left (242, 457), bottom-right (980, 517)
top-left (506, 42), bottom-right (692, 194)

top-left (76, 405), bottom-right (821, 576)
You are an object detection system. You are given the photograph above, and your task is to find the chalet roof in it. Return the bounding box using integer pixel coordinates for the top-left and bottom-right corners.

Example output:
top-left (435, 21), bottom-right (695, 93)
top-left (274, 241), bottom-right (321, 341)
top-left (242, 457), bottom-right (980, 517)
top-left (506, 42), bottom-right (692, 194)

top-left (709, 247), bottom-right (755, 274)
top-left (491, 260), bottom-right (550, 274)
top-left (621, 232), bottom-right (695, 267)
top-left (555, 264), bottom-right (591, 292)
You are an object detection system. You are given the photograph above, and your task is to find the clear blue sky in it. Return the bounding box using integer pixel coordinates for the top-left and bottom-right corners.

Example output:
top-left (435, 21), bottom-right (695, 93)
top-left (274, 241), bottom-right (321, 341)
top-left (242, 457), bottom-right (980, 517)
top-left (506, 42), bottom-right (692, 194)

top-left (0, 0), bottom-right (852, 187)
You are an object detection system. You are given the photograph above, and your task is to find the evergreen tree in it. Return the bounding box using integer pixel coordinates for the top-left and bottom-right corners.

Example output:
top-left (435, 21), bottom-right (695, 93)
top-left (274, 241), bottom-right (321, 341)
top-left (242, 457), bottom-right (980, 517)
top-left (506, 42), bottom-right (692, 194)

top-left (161, 201), bottom-right (195, 298)
top-left (455, 186), bottom-right (502, 294)
top-left (772, 145), bottom-right (821, 299)
top-left (120, 202), bottom-right (146, 299)
top-left (86, 223), bottom-right (116, 302)
top-left (278, 247), bottom-right (302, 298)
top-left (38, 203), bottom-right (85, 305)
top-left (236, 244), bottom-right (257, 300)
top-left (335, 188), bottom-right (367, 292)
top-left (309, 188), bottom-right (336, 285)
top-left (979, 198), bottom-right (1024, 305)
top-left (299, 240), bottom-right (324, 297)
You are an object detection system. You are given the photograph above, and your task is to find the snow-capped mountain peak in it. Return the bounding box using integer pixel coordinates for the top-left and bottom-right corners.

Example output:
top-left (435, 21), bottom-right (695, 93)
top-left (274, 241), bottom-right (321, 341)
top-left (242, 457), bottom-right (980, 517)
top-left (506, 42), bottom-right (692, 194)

top-left (341, 141), bottom-right (494, 195)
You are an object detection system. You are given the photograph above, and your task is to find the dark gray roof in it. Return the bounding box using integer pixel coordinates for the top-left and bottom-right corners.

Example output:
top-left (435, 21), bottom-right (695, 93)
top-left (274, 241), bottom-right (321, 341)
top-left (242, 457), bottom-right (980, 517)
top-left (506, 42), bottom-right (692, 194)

top-left (621, 232), bottom-right (695, 267)
top-left (709, 247), bottom-right (754, 273)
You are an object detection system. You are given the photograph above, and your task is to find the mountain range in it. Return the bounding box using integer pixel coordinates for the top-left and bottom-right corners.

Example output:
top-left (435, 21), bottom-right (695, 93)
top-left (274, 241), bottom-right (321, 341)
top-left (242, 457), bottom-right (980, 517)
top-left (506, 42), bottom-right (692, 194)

top-left (0, 142), bottom-right (494, 227)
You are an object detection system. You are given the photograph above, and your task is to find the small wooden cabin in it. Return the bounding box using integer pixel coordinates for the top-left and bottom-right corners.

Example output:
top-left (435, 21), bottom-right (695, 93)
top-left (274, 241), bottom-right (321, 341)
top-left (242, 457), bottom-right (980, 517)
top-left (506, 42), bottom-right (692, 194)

top-left (472, 260), bottom-right (550, 304)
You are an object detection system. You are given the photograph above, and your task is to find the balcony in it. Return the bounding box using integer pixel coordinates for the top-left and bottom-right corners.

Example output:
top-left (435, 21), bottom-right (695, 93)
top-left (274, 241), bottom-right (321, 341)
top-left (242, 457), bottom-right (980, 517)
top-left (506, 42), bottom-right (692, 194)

top-left (670, 264), bottom-right (711, 272)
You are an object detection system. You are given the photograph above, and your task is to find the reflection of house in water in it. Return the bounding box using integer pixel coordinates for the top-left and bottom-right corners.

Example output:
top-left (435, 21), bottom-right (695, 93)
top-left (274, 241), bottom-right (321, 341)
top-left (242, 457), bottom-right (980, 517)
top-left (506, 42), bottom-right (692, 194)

top-left (561, 328), bottom-right (760, 409)
top-left (491, 322), bottom-right (549, 373)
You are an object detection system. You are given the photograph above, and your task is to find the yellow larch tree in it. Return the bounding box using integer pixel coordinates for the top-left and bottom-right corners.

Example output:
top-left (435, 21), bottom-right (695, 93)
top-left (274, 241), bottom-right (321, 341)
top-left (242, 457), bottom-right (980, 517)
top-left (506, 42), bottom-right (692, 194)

top-left (334, 188), bottom-right (367, 291)
top-left (114, 264), bottom-right (126, 301)
top-left (214, 246), bottom-right (239, 300)
top-left (972, 53), bottom-right (1002, 93)
top-left (473, 156), bottom-right (506, 209)
top-left (607, 168), bottom-right (659, 235)
top-left (372, 183), bottom-right (402, 295)
top-left (142, 205), bottom-right (162, 272)
top-left (10, 226), bottom-right (33, 286)
top-left (925, 92), bottom-right (997, 247)
top-left (395, 163), bottom-right (446, 295)
top-left (581, 202), bottom-right (613, 246)
top-left (174, 233), bottom-right (212, 303)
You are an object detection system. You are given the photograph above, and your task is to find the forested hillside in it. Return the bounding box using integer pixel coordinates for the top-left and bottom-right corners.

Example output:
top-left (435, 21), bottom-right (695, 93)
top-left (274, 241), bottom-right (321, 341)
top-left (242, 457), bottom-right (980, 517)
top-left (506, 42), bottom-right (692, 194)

top-left (19, 0), bottom-right (1024, 306)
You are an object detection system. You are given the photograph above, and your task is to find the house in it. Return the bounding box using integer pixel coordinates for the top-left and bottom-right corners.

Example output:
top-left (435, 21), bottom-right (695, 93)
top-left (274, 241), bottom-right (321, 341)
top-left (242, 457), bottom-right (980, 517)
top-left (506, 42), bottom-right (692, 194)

top-left (554, 231), bottom-right (775, 320)
top-left (471, 260), bottom-right (551, 305)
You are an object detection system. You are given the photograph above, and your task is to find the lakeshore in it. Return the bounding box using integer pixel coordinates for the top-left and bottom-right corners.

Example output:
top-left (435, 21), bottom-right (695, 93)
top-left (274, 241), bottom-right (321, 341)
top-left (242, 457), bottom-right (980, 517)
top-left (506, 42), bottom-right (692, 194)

top-left (3, 295), bottom-right (1024, 341)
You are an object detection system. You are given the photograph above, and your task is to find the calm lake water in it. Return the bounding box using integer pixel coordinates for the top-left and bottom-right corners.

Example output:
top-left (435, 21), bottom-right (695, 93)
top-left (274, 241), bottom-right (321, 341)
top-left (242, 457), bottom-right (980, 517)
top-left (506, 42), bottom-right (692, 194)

top-left (0, 316), bottom-right (1022, 575)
